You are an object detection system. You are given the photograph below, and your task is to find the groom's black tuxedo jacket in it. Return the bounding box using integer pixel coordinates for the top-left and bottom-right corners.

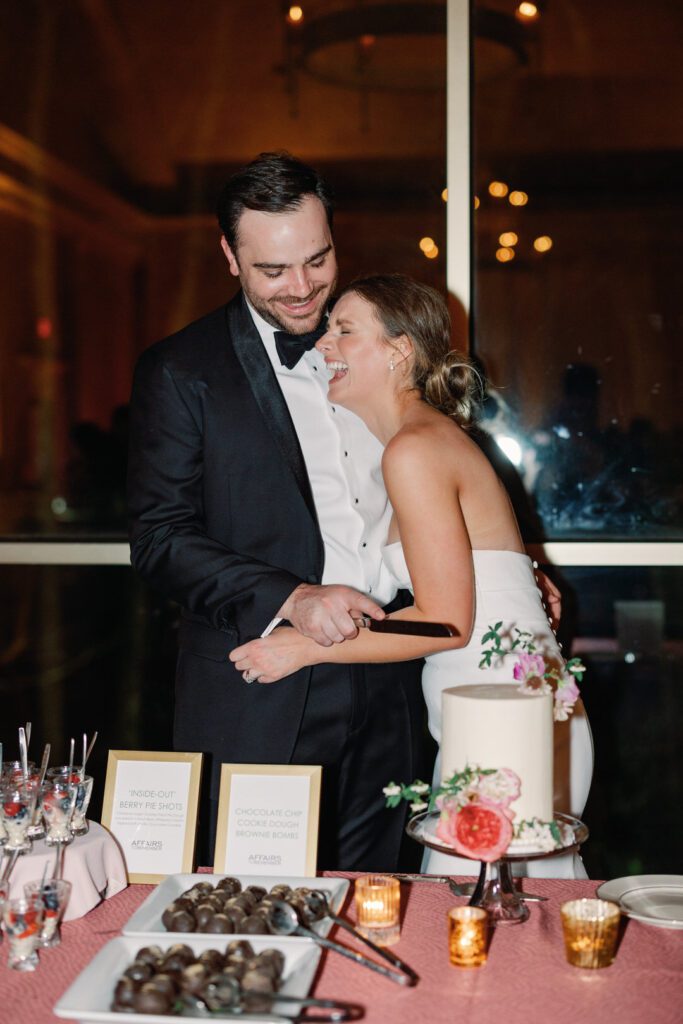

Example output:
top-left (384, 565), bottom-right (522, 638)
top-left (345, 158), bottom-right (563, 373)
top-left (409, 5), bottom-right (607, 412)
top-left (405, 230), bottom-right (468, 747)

top-left (128, 291), bottom-right (422, 783)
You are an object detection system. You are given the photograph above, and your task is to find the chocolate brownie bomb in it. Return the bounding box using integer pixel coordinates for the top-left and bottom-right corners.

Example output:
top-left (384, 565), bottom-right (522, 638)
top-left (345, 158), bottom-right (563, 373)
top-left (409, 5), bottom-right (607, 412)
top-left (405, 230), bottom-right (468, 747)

top-left (133, 982), bottom-right (173, 1015)
top-left (111, 944), bottom-right (285, 1016)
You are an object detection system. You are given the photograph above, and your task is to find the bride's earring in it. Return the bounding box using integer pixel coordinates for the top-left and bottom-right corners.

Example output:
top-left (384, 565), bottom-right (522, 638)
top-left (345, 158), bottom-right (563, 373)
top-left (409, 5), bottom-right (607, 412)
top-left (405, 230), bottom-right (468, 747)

top-left (389, 359), bottom-right (395, 371)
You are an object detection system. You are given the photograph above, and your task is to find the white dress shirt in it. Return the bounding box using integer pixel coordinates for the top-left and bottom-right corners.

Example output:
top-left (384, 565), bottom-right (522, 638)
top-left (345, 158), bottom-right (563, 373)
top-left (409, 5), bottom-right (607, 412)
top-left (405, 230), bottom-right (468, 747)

top-left (247, 301), bottom-right (397, 612)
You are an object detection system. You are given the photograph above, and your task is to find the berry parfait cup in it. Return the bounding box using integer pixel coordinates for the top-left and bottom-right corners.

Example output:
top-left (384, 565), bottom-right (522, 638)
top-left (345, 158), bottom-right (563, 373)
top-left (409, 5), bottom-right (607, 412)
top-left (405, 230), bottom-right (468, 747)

top-left (3, 895), bottom-right (44, 971)
top-left (47, 767), bottom-right (93, 837)
top-left (41, 778), bottom-right (78, 846)
top-left (24, 879), bottom-right (72, 948)
top-left (0, 783), bottom-right (34, 854)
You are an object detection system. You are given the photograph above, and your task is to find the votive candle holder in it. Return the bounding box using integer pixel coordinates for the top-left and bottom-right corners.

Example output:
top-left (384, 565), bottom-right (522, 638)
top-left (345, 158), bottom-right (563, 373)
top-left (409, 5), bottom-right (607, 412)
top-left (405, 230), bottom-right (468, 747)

top-left (448, 906), bottom-right (489, 967)
top-left (560, 898), bottom-right (621, 969)
top-left (354, 875), bottom-right (401, 946)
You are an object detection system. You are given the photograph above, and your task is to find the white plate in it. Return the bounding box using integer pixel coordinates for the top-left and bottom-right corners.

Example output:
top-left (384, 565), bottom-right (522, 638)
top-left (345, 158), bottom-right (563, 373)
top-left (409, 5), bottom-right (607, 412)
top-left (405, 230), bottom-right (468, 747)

top-left (596, 874), bottom-right (683, 930)
top-left (54, 934), bottom-right (321, 1023)
top-left (123, 873), bottom-right (349, 939)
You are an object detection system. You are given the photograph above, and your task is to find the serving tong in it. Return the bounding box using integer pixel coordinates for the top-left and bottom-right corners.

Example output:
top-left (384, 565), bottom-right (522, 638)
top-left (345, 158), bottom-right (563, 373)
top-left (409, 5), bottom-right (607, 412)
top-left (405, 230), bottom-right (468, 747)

top-left (303, 889), bottom-right (418, 982)
top-left (265, 900), bottom-right (416, 987)
top-left (178, 984), bottom-right (363, 1022)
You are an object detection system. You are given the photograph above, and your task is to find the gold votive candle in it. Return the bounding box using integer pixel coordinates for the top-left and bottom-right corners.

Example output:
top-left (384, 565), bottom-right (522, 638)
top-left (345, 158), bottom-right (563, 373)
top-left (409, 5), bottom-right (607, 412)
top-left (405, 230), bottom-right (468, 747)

top-left (448, 906), bottom-right (489, 967)
top-left (560, 898), bottom-right (621, 969)
top-left (354, 875), bottom-right (401, 946)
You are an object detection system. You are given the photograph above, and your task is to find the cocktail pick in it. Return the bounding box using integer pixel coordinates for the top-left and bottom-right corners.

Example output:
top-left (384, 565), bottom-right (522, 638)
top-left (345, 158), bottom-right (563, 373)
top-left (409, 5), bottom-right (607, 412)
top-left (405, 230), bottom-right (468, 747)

top-left (81, 731), bottom-right (98, 781)
top-left (52, 843), bottom-right (65, 881)
top-left (65, 737), bottom-right (79, 830)
top-left (25, 722), bottom-right (32, 753)
top-left (37, 744), bottom-right (51, 788)
top-left (0, 848), bottom-right (19, 883)
top-left (28, 743), bottom-right (51, 828)
top-left (18, 727), bottom-right (28, 783)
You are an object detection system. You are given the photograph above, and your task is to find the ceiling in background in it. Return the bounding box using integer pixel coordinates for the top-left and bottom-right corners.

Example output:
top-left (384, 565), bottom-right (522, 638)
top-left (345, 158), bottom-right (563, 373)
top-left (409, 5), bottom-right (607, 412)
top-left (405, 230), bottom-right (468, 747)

top-left (0, 1), bottom-right (681, 211)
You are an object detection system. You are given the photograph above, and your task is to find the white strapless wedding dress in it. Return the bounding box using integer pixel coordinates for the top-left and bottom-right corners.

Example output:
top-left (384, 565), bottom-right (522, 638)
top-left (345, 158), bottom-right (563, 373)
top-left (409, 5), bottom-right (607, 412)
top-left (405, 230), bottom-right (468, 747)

top-left (382, 544), bottom-right (594, 879)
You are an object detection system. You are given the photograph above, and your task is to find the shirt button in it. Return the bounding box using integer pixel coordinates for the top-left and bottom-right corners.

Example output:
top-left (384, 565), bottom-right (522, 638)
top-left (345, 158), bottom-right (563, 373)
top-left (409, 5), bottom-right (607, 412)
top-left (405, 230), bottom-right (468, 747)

top-left (344, 451), bottom-right (348, 457)
top-left (313, 365), bottom-right (318, 371)
top-left (362, 542), bottom-right (367, 548)
top-left (368, 586), bottom-right (372, 593)
top-left (354, 498), bottom-right (359, 504)
top-left (331, 406), bottom-right (336, 413)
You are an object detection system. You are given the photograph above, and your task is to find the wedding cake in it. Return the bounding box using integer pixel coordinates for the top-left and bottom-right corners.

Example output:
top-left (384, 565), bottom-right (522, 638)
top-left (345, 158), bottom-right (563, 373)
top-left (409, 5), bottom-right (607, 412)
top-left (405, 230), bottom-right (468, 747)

top-left (440, 684), bottom-right (554, 824)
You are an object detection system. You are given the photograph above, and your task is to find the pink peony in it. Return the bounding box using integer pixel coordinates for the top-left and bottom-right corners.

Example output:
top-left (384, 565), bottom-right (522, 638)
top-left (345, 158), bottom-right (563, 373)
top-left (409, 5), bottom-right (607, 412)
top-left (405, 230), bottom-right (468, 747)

top-left (513, 652), bottom-right (546, 684)
top-left (436, 800), bottom-right (513, 862)
top-left (556, 677), bottom-right (580, 705)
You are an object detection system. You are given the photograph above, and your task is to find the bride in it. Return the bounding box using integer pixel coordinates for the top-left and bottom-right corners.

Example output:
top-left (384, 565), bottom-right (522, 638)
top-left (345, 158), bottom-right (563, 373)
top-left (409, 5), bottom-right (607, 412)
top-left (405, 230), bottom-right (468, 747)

top-left (230, 274), bottom-right (593, 878)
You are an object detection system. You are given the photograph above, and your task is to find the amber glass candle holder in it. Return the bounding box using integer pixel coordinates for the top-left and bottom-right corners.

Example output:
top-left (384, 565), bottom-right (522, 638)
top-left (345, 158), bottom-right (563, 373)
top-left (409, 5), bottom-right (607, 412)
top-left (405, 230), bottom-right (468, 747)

top-left (354, 875), bottom-right (401, 946)
top-left (560, 898), bottom-right (621, 969)
top-left (448, 906), bottom-right (489, 967)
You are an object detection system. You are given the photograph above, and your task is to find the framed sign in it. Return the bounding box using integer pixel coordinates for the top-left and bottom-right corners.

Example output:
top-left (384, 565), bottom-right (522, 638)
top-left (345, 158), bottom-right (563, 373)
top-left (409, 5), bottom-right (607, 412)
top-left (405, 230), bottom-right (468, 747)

top-left (101, 750), bottom-right (202, 883)
top-left (213, 764), bottom-right (321, 876)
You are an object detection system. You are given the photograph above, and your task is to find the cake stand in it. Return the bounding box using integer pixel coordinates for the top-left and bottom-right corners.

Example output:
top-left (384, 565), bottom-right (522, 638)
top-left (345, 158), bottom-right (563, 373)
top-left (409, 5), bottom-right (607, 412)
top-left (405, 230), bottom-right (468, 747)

top-left (406, 810), bottom-right (589, 925)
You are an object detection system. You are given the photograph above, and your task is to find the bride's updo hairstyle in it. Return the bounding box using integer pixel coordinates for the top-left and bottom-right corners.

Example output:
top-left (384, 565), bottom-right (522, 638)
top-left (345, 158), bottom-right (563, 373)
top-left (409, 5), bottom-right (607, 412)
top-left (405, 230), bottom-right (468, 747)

top-left (340, 274), bottom-right (480, 426)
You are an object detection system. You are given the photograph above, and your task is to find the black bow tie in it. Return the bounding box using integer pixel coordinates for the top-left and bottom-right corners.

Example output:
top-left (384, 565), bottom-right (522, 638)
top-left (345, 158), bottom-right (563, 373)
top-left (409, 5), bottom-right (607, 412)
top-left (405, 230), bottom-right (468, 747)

top-left (274, 324), bottom-right (327, 369)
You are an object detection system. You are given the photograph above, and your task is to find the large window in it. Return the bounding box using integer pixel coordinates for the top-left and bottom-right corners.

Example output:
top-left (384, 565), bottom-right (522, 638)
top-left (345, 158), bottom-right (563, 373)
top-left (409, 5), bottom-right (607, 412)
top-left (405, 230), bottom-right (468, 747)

top-left (465, 0), bottom-right (683, 875)
top-left (471, 0), bottom-right (682, 540)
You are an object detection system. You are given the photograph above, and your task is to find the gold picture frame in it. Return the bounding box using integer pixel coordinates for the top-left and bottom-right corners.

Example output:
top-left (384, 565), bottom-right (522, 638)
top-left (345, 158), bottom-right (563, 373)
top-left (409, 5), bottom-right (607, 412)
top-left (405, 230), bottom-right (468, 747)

top-left (213, 764), bottom-right (321, 875)
top-left (101, 750), bottom-right (203, 884)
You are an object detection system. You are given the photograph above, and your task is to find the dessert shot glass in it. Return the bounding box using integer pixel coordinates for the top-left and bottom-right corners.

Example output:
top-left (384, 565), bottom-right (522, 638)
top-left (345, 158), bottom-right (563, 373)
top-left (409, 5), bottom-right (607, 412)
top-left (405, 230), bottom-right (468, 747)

top-left (2, 761), bottom-right (37, 781)
top-left (24, 879), bottom-right (72, 948)
top-left (448, 906), bottom-right (489, 967)
top-left (354, 875), bottom-right (401, 946)
top-left (0, 782), bottom-right (33, 853)
top-left (47, 768), bottom-right (94, 836)
top-left (3, 895), bottom-right (44, 971)
top-left (560, 898), bottom-right (621, 969)
top-left (41, 778), bottom-right (78, 846)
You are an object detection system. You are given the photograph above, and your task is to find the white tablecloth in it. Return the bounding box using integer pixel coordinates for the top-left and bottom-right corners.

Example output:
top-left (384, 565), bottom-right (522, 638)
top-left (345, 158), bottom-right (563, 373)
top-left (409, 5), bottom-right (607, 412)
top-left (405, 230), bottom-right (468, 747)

top-left (5, 821), bottom-right (127, 920)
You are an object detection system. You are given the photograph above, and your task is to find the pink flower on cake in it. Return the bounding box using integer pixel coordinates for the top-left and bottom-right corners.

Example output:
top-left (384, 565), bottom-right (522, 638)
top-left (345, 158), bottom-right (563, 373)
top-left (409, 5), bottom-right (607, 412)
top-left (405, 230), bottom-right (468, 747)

top-left (476, 767), bottom-right (521, 809)
top-left (553, 677), bottom-right (580, 721)
top-left (480, 624), bottom-right (585, 719)
top-left (513, 651), bottom-right (546, 684)
top-left (442, 802), bottom-right (514, 862)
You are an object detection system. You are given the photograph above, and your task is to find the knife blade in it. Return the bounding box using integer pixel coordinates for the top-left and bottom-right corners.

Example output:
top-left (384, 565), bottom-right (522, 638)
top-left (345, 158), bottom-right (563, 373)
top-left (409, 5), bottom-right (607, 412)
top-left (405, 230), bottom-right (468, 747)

top-left (354, 617), bottom-right (455, 638)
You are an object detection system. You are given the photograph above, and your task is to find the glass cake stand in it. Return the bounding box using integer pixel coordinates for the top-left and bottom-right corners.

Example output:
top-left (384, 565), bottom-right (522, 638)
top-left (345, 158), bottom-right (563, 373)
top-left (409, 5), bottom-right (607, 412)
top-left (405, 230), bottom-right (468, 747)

top-left (406, 810), bottom-right (589, 925)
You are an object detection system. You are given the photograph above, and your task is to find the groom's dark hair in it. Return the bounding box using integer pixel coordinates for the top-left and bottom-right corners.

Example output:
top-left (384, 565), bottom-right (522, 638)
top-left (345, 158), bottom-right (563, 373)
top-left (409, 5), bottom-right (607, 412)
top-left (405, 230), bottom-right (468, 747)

top-left (216, 152), bottom-right (335, 252)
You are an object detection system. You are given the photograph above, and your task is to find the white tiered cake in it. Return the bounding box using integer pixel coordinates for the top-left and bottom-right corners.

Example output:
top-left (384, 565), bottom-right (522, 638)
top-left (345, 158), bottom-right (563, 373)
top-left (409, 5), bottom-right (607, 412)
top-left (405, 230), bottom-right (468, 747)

top-left (441, 684), bottom-right (554, 824)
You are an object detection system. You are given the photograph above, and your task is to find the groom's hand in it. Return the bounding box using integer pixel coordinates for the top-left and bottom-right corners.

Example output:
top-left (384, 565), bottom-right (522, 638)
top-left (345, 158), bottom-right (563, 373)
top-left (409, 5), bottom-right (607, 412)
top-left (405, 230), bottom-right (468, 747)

top-left (535, 569), bottom-right (562, 631)
top-left (278, 583), bottom-right (385, 647)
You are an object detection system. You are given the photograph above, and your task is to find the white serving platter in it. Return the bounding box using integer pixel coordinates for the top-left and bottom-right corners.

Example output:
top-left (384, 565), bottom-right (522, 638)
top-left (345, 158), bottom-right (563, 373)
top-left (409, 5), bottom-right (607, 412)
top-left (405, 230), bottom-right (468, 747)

top-left (54, 934), bottom-right (321, 1024)
top-left (123, 873), bottom-right (349, 939)
top-left (596, 874), bottom-right (683, 930)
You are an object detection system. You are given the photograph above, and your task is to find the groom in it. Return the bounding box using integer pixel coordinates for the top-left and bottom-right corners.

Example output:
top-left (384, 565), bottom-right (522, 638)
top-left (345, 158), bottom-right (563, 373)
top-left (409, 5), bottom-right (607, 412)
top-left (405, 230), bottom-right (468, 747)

top-left (127, 152), bottom-right (426, 870)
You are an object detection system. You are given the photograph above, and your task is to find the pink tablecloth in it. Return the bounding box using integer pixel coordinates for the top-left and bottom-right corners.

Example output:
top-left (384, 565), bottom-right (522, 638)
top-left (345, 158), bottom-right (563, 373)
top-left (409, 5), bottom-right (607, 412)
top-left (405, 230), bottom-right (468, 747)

top-left (0, 873), bottom-right (680, 1024)
top-left (5, 822), bottom-right (128, 921)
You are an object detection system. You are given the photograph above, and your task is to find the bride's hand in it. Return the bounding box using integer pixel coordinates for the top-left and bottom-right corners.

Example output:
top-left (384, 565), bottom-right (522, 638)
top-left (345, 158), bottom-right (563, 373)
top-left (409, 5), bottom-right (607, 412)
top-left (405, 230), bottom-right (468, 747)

top-left (229, 627), bottom-right (315, 684)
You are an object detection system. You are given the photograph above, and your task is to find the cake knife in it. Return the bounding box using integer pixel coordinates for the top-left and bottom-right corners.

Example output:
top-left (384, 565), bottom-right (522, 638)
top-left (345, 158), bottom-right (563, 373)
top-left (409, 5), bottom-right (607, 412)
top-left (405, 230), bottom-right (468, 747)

top-left (354, 617), bottom-right (456, 638)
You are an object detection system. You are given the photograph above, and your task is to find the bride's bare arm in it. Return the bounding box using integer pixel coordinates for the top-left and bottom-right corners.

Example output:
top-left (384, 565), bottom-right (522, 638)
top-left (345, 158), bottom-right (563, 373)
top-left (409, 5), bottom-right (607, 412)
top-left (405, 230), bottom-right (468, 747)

top-left (230, 430), bottom-right (474, 682)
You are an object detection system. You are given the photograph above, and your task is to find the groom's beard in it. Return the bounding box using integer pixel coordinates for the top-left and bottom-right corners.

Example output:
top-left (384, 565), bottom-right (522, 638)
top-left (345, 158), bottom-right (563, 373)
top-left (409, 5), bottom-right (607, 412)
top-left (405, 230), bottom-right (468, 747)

top-left (244, 279), bottom-right (336, 334)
